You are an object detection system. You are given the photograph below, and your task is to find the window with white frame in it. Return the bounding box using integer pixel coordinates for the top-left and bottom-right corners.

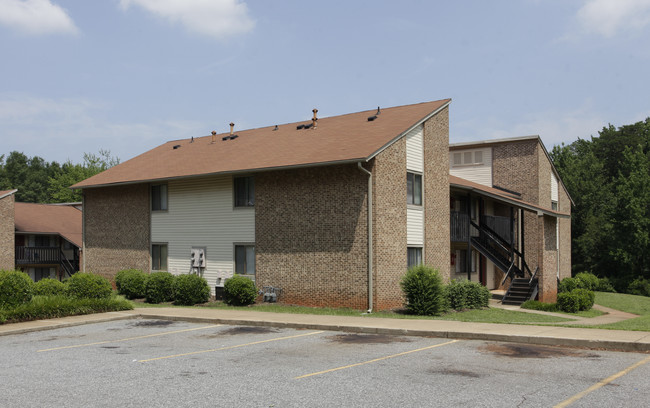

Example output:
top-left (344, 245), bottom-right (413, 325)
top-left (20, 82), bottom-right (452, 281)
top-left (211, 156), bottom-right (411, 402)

top-left (234, 176), bottom-right (255, 207)
top-left (235, 245), bottom-right (255, 276)
top-left (151, 184), bottom-right (168, 211)
top-left (151, 243), bottom-right (168, 271)
top-left (407, 172), bottom-right (422, 206)
top-left (407, 247), bottom-right (423, 269)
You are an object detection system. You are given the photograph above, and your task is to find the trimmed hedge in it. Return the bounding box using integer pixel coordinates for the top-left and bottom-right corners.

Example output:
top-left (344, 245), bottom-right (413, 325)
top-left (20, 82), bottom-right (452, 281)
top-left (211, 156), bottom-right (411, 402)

top-left (558, 277), bottom-right (580, 293)
top-left (575, 272), bottom-right (599, 291)
top-left (66, 273), bottom-right (112, 299)
top-left (445, 279), bottom-right (490, 311)
top-left (557, 288), bottom-right (595, 313)
top-left (223, 275), bottom-right (257, 306)
top-left (400, 265), bottom-right (445, 316)
top-left (0, 270), bottom-right (34, 308)
top-left (173, 274), bottom-right (210, 306)
top-left (33, 278), bottom-right (66, 296)
top-left (115, 269), bottom-right (147, 300)
top-left (0, 295), bottom-right (133, 324)
top-left (145, 272), bottom-right (174, 304)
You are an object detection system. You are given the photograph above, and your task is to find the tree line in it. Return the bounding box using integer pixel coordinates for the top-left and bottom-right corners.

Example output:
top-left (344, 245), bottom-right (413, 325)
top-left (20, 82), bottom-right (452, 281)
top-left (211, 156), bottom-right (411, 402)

top-left (551, 117), bottom-right (650, 291)
top-left (0, 149), bottom-right (119, 203)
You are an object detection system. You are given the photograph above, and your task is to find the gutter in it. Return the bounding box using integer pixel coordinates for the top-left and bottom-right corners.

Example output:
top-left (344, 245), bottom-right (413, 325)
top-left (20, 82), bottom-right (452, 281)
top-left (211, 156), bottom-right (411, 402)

top-left (357, 162), bottom-right (373, 313)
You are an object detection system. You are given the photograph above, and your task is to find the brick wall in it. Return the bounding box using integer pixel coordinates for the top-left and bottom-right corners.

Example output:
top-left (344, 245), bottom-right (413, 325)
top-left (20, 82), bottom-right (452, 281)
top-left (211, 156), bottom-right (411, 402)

top-left (0, 194), bottom-right (15, 270)
top-left (558, 186), bottom-right (572, 280)
top-left (538, 214), bottom-right (558, 302)
top-left (372, 138), bottom-right (408, 310)
top-left (424, 107), bottom-right (451, 281)
top-left (492, 140), bottom-right (541, 273)
top-left (84, 184), bottom-right (150, 281)
top-left (255, 163), bottom-right (369, 309)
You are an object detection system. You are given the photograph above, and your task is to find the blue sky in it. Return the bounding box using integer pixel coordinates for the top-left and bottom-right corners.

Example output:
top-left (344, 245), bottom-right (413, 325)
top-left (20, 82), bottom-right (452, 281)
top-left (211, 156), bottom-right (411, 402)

top-left (1, 0), bottom-right (650, 164)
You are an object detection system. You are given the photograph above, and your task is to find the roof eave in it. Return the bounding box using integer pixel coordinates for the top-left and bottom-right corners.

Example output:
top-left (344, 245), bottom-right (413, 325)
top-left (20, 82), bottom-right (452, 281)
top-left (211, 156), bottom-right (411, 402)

top-left (72, 158), bottom-right (367, 190)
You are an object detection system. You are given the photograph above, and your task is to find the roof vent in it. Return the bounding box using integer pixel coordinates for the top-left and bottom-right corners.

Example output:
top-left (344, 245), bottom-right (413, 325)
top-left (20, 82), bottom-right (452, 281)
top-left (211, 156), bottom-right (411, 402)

top-left (222, 122), bottom-right (238, 141)
top-left (312, 108), bottom-right (318, 129)
top-left (173, 144), bottom-right (181, 150)
top-left (273, 125), bottom-right (279, 131)
top-left (367, 106), bottom-right (381, 121)
top-left (191, 136), bottom-right (194, 143)
top-left (211, 131), bottom-right (217, 143)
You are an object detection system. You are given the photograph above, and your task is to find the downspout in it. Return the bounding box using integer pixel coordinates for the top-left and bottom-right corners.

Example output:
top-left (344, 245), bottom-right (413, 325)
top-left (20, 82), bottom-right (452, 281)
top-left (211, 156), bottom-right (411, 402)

top-left (357, 162), bottom-right (373, 313)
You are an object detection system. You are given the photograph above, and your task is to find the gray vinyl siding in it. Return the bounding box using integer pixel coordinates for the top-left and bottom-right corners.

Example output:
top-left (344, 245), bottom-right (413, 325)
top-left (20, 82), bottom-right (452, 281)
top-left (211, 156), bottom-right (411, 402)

top-left (151, 175), bottom-right (255, 293)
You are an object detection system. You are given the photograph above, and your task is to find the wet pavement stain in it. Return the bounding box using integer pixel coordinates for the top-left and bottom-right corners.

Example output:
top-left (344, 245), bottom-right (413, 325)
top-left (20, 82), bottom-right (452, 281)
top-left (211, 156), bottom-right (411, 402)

top-left (218, 326), bottom-right (278, 336)
top-left (480, 343), bottom-right (600, 359)
top-left (327, 334), bottom-right (411, 344)
top-left (132, 320), bottom-right (175, 327)
top-left (429, 368), bottom-right (482, 378)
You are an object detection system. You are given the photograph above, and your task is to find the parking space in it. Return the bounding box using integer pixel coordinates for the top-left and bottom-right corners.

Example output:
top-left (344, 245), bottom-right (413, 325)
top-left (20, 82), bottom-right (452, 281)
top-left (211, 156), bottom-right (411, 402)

top-left (1, 319), bottom-right (649, 407)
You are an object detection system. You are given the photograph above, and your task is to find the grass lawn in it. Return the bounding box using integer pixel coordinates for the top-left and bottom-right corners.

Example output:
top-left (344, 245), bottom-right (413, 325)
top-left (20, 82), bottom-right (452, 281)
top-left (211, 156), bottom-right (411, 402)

top-left (131, 299), bottom-right (574, 324)
top-left (591, 292), bottom-right (650, 331)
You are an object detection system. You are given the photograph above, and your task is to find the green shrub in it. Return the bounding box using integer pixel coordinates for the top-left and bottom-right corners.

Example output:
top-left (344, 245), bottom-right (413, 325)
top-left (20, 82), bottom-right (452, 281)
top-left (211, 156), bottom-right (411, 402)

top-left (445, 279), bottom-right (490, 311)
top-left (558, 277), bottom-right (581, 293)
top-left (572, 288), bottom-right (595, 311)
top-left (0, 295), bottom-right (133, 323)
top-left (145, 272), bottom-right (175, 304)
top-left (575, 272), bottom-right (599, 291)
top-left (557, 291), bottom-right (580, 313)
top-left (0, 270), bottom-right (34, 308)
top-left (521, 300), bottom-right (559, 312)
top-left (66, 273), bottom-right (112, 299)
top-left (627, 277), bottom-right (650, 297)
top-left (33, 278), bottom-right (66, 296)
top-left (223, 275), bottom-right (257, 306)
top-left (115, 269), bottom-right (147, 299)
top-left (400, 265), bottom-right (445, 316)
top-left (172, 274), bottom-right (210, 306)
top-left (596, 277), bottom-right (616, 293)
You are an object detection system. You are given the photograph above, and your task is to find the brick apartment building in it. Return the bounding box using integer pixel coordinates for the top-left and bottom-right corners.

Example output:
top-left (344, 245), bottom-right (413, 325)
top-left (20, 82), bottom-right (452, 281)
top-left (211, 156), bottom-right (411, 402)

top-left (72, 99), bottom-right (571, 310)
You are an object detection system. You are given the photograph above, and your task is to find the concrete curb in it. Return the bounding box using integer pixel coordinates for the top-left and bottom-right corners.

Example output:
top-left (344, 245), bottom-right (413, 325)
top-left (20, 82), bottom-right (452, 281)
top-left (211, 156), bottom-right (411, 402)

top-left (134, 312), bottom-right (650, 353)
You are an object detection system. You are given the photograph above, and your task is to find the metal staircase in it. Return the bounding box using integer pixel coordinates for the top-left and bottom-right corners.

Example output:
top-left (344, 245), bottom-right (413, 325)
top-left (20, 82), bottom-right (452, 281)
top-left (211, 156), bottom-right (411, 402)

top-left (469, 220), bottom-right (538, 306)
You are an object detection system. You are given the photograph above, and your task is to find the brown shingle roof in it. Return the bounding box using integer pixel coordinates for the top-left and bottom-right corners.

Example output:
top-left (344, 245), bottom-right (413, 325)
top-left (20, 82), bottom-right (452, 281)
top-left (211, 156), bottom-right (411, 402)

top-left (14, 203), bottom-right (82, 248)
top-left (450, 175), bottom-right (570, 218)
top-left (72, 99), bottom-right (451, 188)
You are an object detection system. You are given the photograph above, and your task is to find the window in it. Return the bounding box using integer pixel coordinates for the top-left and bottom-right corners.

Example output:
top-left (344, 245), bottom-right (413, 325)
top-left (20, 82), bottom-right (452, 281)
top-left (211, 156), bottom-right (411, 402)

top-left (407, 247), bottom-right (422, 269)
top-left (551, 201), bottom-right (558, 211)
top-left (151, 184), bottom-right (168, 211)
top-left (407, 172), bottom-right (422, 206)
top-left (151, 244), bottom-right (168, 271)
top-left (235, 245), bottom-right (255, 276)
top-left (234, 176), bottom-right (255, 207)
top-left (451, 150), bottom-right (484, 166)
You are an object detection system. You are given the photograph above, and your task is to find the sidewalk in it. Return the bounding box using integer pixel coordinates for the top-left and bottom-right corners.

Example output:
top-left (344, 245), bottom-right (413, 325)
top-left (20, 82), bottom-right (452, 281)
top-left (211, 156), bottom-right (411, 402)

top-left (1, 306), bottom-right (649, 352)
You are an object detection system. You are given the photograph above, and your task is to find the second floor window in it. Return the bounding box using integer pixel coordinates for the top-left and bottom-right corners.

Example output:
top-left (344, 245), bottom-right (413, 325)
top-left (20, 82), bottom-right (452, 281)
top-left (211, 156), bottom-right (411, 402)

top-left (151, 184), bottom-right (168, 211)
top-left (407, 172), bottom-right (422, 206)
top-left (234, 176), bottom-right (255, 207)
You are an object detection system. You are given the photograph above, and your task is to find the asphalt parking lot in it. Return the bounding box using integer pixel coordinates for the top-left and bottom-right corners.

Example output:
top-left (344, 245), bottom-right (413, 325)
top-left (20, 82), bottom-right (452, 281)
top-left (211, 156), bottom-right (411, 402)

top-left (1, 318), bottom-right (649, 407)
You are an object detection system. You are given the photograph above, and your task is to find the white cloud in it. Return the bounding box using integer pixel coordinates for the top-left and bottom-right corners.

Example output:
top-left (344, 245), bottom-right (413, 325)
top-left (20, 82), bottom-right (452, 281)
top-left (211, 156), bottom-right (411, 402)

top-left (119, 0), bottom-right (255, 40)
top-left (0, 0), bottom-right (78, 35)
top-left (577, 0), bottom-right (650, 37)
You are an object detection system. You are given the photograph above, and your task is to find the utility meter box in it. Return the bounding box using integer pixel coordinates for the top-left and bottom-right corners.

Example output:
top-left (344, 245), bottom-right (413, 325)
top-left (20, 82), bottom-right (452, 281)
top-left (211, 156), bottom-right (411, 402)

top-left (190, 248), bottom-right (206, 268)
